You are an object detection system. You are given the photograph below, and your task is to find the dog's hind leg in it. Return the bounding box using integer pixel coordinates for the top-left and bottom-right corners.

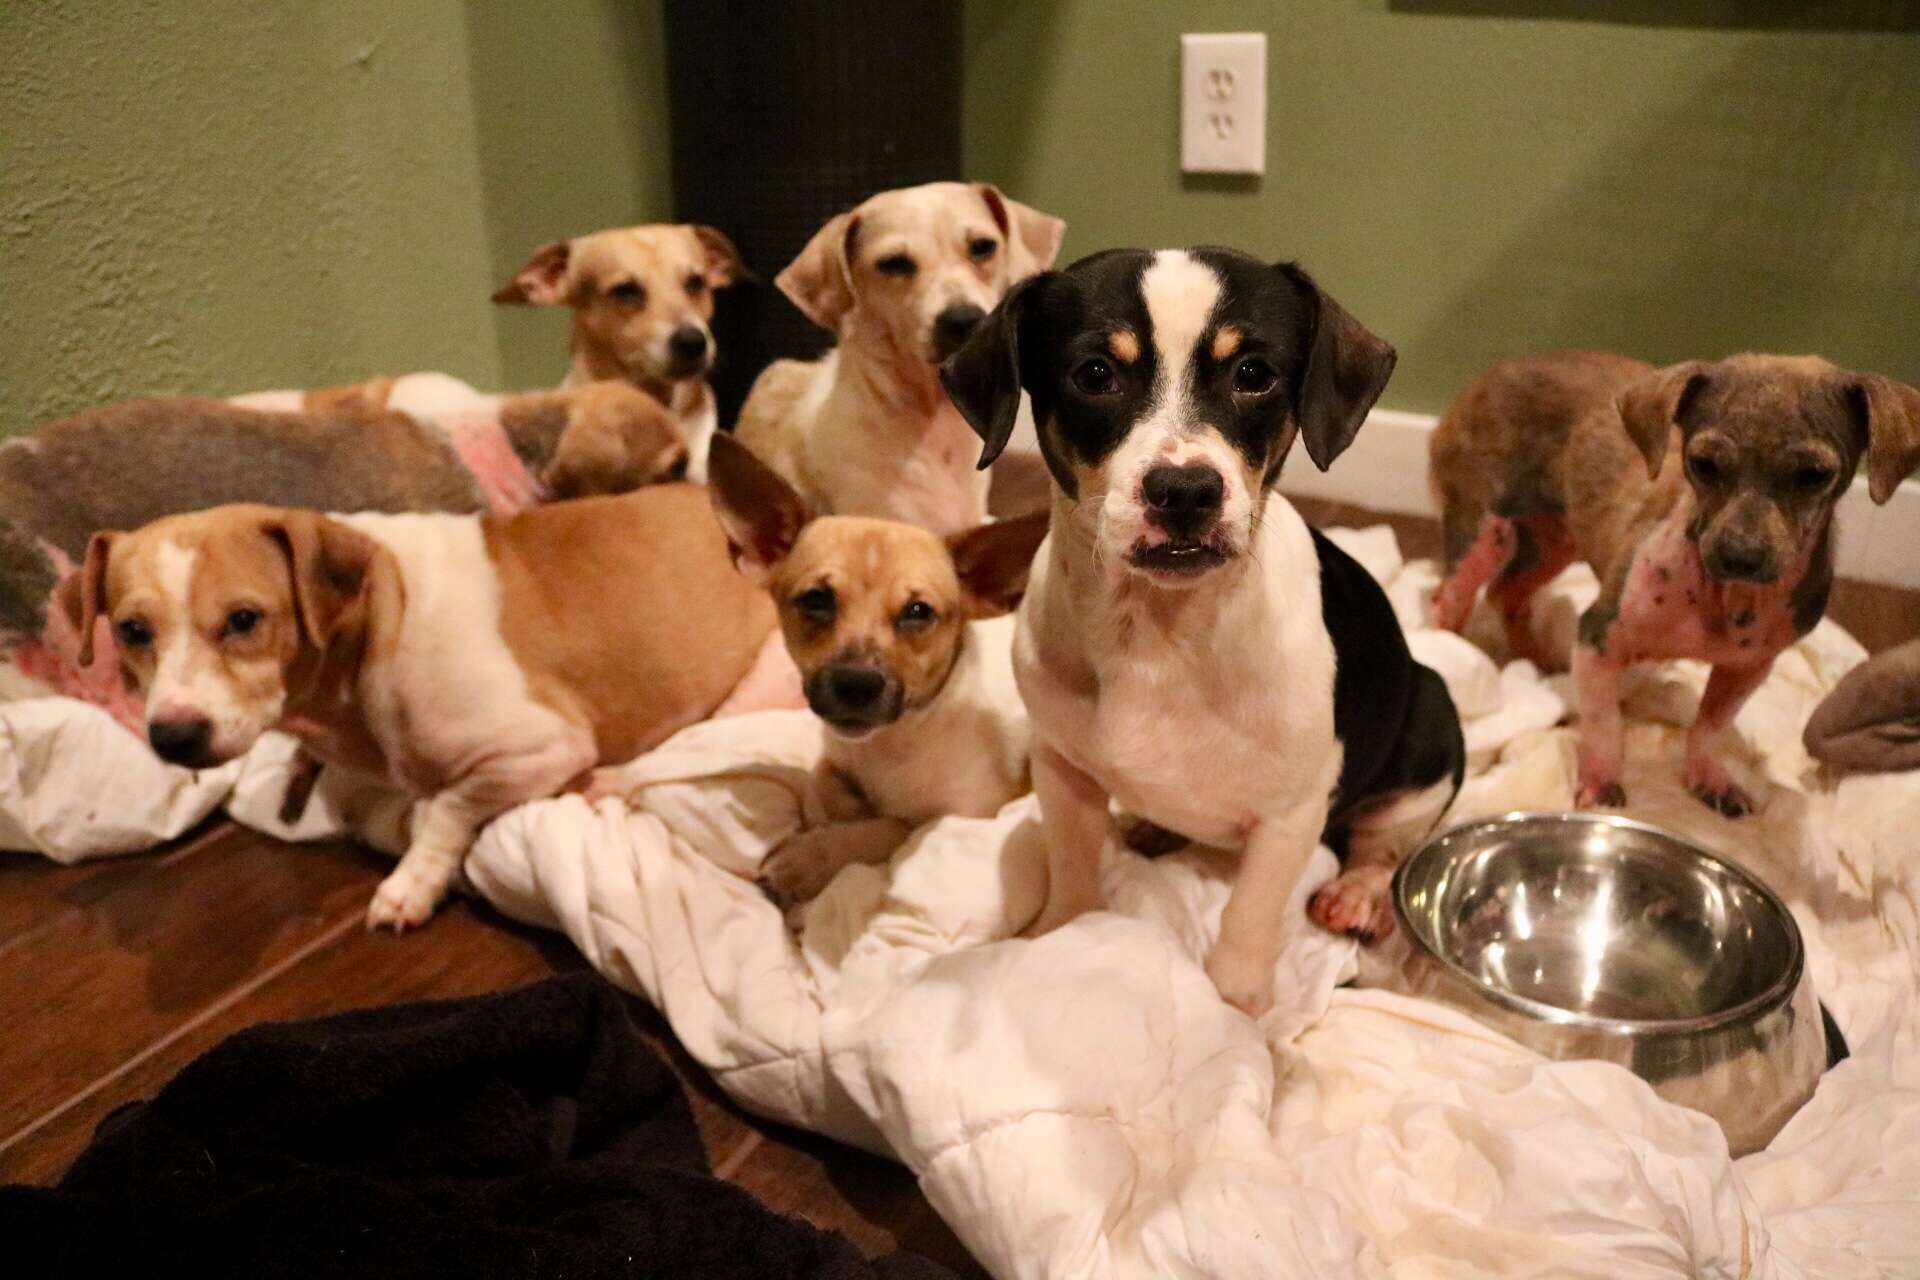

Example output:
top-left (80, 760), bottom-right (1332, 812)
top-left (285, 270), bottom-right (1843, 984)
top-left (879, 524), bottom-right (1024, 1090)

top-left (1431, 510), bottom-right (1517, 633)
top-left (1485, 515), bottom-right (1578, 670)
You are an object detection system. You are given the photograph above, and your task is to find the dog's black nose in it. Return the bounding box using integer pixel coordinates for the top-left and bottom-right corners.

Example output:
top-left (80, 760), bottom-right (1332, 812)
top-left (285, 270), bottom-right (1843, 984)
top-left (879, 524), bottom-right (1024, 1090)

top-left (1142, 464), bottom-right (1225, 536)
top-left (666, 326), bottom-right (710, 371)
top-left (149, 717), bottom-right (214, 768)
top-left (806, 663), bottom-right (897, 729)
top-left (932, 305), bottom-right (987, 360)
top-left (1706, 541), bottom-right (1772, 582)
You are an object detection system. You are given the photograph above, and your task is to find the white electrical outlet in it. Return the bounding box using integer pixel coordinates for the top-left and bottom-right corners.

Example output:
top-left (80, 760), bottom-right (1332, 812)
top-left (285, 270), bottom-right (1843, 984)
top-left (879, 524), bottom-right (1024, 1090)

top-left (1180, 32), bottom-right (1266, 176)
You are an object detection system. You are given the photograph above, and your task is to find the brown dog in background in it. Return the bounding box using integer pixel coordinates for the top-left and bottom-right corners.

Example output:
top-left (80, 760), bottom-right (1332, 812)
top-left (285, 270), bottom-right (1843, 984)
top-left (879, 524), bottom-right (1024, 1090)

top-left (1430, 350), bottom-right (1920, 815)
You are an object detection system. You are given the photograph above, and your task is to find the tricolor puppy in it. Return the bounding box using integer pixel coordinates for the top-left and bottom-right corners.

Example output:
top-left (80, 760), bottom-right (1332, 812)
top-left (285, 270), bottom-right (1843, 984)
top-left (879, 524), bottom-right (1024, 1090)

top-left (736, 182), bottom-right (1065, 534)
top-left (706, 435), bottom-right (1047, 910)
top-left (1430, 350), bottom-right (1920, 814)
top-left (68, 487), bottom-right (775, 929)
top-left (942, 247), bottom-right (1466, 1016)
top-left (493, 222), bottom-right (751, 482)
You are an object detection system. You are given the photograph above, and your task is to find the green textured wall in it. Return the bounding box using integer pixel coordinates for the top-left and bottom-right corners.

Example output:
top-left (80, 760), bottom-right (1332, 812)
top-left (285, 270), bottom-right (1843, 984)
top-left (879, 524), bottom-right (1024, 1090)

top-left (0, 0), bottom-right (670, 433)
top-left (963, 2), bottom-right (1920, 414)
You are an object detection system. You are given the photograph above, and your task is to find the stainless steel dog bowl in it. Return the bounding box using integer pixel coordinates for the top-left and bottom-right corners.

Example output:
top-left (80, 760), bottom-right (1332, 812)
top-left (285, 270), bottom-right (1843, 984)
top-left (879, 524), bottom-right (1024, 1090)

top-left (1393, 811), bottom-right (1826, 1156)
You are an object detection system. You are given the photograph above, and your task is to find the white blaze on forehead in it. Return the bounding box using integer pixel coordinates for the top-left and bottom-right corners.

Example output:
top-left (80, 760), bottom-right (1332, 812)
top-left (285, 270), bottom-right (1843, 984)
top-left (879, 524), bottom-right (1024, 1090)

top-left (1138, 250), bottom-right (1222, 419)
top-left (147, 538), bottom-right (202, 717)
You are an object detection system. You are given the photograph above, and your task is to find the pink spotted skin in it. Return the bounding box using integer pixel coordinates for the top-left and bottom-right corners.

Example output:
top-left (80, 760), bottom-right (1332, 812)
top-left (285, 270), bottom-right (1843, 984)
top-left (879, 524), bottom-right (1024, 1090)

top-left (442, 410), bottom-right (548, 515)
top-left (9, 544), bottom-right (145, 735)
top-left (1598, 495), bottom-right (1810, 670)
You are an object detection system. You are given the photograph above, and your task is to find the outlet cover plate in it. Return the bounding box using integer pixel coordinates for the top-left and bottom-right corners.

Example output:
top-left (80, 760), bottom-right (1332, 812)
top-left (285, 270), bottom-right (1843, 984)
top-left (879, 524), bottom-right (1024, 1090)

top-left (1181, 32), bottom-right (1266, 176)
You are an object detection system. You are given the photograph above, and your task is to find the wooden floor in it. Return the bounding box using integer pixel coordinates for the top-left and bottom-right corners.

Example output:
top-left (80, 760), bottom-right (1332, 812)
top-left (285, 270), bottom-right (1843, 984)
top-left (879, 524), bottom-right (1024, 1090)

top-left (0, 499), bottom-right (1910, 1277)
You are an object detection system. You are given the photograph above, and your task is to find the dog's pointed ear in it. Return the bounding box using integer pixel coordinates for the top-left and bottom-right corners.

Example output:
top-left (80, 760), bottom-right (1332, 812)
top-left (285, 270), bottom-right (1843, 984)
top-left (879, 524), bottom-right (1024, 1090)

top-left (948, 511), bottom-right (1050, 620)
top-left (493, 240), bottom-right (574, 306)
top-left (1615, 362), bottom-right (1709, 480)
top-left (942, 275), bottom-right (1040, 471)
top-left (261, 512), bottom-right (386, 652)
top-left (1843, 373), bottom-right (1920, 505)
top-left (976, 184), bottom-right (1066, 281)
top-left (691, 224), bottom-right (755, 288)
top-left (1277, 264), bottom-right (1396, 472)
top-left (777, 211), bottom-right (860, 332)
top-left (707, 434), bottom-right (810, 584)
top-left (65, 531), bottom-right (117, 666)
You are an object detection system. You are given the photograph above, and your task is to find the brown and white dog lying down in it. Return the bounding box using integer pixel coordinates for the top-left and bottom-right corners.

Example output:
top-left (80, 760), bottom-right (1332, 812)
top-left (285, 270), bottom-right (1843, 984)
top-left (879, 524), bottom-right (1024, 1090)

top-left (1430, 350), bottom-right (1920, 814)
top-left (67, 485), bottom-right (779, 929)
top-left (493, 222), bottom-right (751, 483)
top-left (4, 382), bottom-right (687, 726)
top-left (704, 434), bottom-right (1048, 914)
top-left (735, 182), bottom-right (1065, 534)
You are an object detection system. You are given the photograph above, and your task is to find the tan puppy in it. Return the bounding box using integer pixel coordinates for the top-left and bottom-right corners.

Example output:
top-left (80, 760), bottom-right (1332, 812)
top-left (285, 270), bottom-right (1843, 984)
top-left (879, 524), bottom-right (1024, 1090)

top-left (735, 182), bottom-right (1064, 534)
top-left (706, 435), bottom-right (1047, 910)
top-left (1430, 350), bottom-right (1920, 814)
top-left (493, 223), bottom-right (750, 482)
top-left (232, 373), bottom-right (691, 506)
top-left (70, 486), bottom-right (775, 929)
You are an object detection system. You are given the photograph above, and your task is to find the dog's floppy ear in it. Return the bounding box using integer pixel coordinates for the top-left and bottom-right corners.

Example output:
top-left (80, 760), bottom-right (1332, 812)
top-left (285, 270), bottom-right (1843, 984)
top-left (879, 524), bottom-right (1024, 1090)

top-left (65, 531), bottom-right (117, 667)
top-left (691, 224), bottom-right (755, 288)
top-left (976, 184), bottom-right (1066, 281)
top-left (777, 211), bottom-right (860, 332)
top-left (261, 511), bottom-right (388, 652)
top-left (707, 434), bottom-right (810, 584)
top-left (942, 275), bottom-right (1040, 471)
top-left (1277, 264), bottom-right (1396, 472)
top-left (492, 240), bottom-right (574, 306)
top-left (1615, 362), bottom-right (1709, 480)
top-left (1843, 373), bottom-right (1920, 505)
top-left (948, 511), bottom-right (1050, 619)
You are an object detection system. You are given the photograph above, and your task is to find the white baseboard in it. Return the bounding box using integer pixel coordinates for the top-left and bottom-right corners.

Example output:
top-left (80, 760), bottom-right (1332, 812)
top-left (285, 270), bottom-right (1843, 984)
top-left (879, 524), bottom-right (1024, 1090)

top-left (1280, 407), bottom-right (1920, 590)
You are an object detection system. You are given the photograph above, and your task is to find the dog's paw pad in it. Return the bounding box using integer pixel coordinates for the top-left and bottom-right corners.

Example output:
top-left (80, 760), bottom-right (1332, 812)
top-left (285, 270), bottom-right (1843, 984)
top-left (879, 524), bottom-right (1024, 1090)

top-left (1307, 871), bottom-right (1396, 945)
top-left (1121, 818), bottom-right (1190, 857)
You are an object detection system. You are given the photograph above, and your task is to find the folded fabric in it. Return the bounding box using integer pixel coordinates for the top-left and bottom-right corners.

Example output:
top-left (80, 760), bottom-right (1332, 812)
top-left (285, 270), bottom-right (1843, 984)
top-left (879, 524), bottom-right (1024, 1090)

top-left (1804, 634), bottom-right (1920, 772)
top-left (0, 973), bottom-right (956, 1280)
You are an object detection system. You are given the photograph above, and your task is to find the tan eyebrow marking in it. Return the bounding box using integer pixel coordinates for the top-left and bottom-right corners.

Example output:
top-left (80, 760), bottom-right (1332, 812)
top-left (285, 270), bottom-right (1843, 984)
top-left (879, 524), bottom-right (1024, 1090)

top-left (1107, 329), bottom-right (1141, 364)
top-left (1211, 325), bottom-right (1243, 362)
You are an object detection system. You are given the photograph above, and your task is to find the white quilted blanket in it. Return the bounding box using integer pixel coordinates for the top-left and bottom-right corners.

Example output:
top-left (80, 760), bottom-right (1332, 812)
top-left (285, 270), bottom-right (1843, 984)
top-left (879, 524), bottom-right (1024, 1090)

top-left (6, 529), bottom-right (1917, 1278)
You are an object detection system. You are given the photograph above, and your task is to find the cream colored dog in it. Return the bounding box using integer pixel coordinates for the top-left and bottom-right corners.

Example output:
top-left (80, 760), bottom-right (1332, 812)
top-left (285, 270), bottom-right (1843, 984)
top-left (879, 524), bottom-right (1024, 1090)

top-left (736, 182), bottom-right (1064, 535)
top-left (494, 223), bottom-right (749, 482)
top-left (70, 488), bottom-right (775, 930)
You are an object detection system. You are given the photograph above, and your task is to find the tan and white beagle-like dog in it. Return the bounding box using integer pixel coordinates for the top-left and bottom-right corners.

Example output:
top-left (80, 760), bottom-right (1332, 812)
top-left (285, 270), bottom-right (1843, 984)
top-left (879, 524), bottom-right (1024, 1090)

top-left (705, 434), bottom-right (1047, 912)
top-left (68, 486), bottom-right (776, 930)
top-left (494, 223), bottom-right (751, 483)
top-left (735, 182), bottom-right (1065, 535)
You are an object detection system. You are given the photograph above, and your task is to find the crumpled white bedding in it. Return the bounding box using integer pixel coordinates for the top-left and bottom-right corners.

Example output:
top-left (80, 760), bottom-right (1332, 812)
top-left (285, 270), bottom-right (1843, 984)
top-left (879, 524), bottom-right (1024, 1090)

top-left (5, 528), bottom-right (1916, 1278)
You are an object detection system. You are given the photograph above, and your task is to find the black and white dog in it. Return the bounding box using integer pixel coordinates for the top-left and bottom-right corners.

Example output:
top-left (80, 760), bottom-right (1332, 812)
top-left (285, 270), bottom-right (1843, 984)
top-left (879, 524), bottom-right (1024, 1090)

top-left (941, 247), bottom-right (1465, 1016)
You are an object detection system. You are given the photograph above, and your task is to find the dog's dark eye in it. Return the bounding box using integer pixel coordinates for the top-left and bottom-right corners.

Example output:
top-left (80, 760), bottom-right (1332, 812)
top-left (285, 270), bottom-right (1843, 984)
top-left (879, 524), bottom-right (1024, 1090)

top-left (115, 618), bottom-right (152, 648)
top-left (684, 274), bottom-right (706, 297)
top-left (896, 600), bottom-right (937, 632)
top-left (666, 452), bottom-right (690, 481)
top-left (968, 237), bottom-right (997, 262)
top-left (875, 254), bottom-right (917, 278)
top-left (1072, 358), bottom-right (1118, 396)
top-left (1790, 465), bottom-right (1834, 494)
top-left (1232, 359), bottom-right (1278, 395)
top-left (795, 586), bottom-right (837, 623)
top-left (1687, 454), bottom-right (1725, 486)
top-left (609, 281), bottom-right (646, 304)
top-left (224, 607), bottom-right (261, 638)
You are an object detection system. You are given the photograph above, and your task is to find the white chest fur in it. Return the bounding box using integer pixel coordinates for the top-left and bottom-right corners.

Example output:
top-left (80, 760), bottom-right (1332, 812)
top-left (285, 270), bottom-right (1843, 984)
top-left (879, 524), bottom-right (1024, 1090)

top-left (1014, 498), bottom-right (1340, 847)
top-left (827, 614), bottom-right (1028, 824)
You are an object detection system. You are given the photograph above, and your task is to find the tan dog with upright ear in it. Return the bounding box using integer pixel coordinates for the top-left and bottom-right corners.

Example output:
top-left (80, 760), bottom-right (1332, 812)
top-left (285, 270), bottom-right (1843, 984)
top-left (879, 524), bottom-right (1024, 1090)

top-left (494, 223), bottom-right (751, 483)
top-left (735, 182), bottom-right (1065, 535)
top-left (706, 434), bottom-right (1048, 912)
top-left (70, 486), bottom-right (776, 930)
top-left (1430, 350), bottom-right (1920, 815)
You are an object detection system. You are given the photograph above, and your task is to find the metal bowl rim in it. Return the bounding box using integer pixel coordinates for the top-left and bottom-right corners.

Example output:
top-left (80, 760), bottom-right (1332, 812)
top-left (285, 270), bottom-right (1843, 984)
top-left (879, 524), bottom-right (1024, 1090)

top-left (1391, 810), bottom-right (1807, 1037)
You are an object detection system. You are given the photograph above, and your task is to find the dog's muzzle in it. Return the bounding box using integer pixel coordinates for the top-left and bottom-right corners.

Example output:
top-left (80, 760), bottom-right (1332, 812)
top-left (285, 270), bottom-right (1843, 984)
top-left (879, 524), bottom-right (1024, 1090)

top-left (1127, 463), bottom-right (1231, 578)
top-left (930, 305), bottom-right (987, 362)
top-left (149, 715), bottom-right (219, 769)
top-left (805, 663), bottom-right (904, 734)
top-left (665, 326), bottom-right (712, 378)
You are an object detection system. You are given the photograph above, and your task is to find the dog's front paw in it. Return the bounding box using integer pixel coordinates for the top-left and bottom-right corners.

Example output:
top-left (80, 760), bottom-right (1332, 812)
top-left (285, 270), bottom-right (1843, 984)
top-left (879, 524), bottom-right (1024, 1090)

top-left (366, 870), bottom-right (442, 932)
top-left (1021, 893), bottom-right (1095, 939)
top-left (1205, 942), bottom-right (1276, 1018)
top-left (1307, 867), bottom-right (1396, 945)
top-left (1685, 758), bottom-right (1756, 818)
top-left (756, 830), bottom-right (846, 916)
top-left (1121, 817), bottom-right (1190, 858)
top-left (572, 766), bottom-right (630, 806)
